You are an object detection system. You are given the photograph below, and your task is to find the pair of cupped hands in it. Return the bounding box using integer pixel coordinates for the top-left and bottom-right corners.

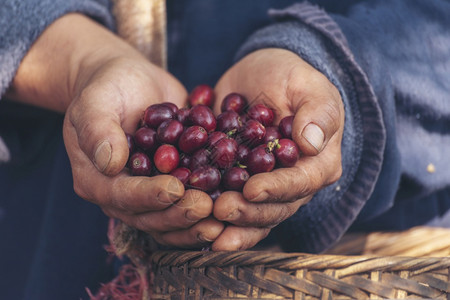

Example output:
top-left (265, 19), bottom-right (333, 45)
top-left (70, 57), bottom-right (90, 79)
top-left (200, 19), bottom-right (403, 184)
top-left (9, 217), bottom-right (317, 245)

top-left (12, 14), bottom-right (344, 250)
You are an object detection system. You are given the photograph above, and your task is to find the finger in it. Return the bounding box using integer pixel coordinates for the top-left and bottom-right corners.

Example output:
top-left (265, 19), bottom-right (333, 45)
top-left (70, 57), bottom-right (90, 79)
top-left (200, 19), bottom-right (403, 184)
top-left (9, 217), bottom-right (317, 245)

top-left (67, 86), bottom-right (131, 176)
top-left (214, 191), bottom-right (305, 227)
top-left (117, 189), bottom-right (213, 232)
top-left (211, 225), bottom-right (271, 251)
top-left (243, 136), bottom-right (342, 203)
top-left (291, 85), bottom-right (343, 156)
top-left (153, 217), bottom-right (225, 249)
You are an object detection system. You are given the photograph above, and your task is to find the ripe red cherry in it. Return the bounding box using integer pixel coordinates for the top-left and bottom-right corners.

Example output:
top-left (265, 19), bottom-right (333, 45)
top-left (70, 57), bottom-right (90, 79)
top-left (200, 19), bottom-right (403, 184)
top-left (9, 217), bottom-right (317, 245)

top-left (210, 137), bottom-right (238, 169)
top-left (216, 110), bottom-right (242, 134)
top-left (160, 102), bottom-right (179, 114)
top-left (221, 93), bottom-right (248, 114)
top-left (236, 144), bottom-right (251, 165)
top-left (154, 144), bottom-right (179, 173)
top-left (129, 152), bottom-right (152, 176)
top-left (134, 127), bottom-right (158, 152)
top-left (222, 167), bottom-right (250, 191)
top-left (264, 126), bottom-right (282, 144)
top-left (188, 84), bottom-right (215, 107)
top-left (246, 144), bottom-right (276, 175)
top-left (273, 138), bottom-right (300, 168)
top-left (157, 119), bottom-right (184, 145)
top-left (247, 104), bottom-right (274, 126)
top-left (142, 104), bottom-right (175, 129)
top-left (190, 148), bottom-right (211, 171)
top-left (188, 105), bottom-right (217, 133)
top-left (176, 107), bottom-right (191, 126)
top-left (170, 167), bottom-right (191, 185)
top-left (237, 119), bottom-right (266, 147)
top-left (207, 131), bottom-right (227, 148)
top-left (279, 116), bottom-right (294, 139)
top-left (178, 125), bottom-right (208, 154)
top-left (126, 133), bottom-right (135, 156)
top-left (188, 166), bottom-right (221, 192)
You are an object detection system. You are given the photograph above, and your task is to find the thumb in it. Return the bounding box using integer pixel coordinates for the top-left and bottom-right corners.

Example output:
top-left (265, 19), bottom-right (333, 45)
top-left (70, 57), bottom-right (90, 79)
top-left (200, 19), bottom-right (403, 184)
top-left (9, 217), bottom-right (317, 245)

top-left (66, 100), bottom-right (130, 176)
top-left (292, 96), bottom-right (343, 156)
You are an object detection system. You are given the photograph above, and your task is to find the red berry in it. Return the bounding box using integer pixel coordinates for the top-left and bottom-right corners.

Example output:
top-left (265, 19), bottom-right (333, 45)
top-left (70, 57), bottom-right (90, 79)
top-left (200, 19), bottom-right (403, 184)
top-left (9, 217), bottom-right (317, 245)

top-left (142, 104), bottom-right (175, 129)
top-left (222, 167), bottom-right (249, 191)
top-left (160, 102), bottom-right (179, 114)
top-left (247, 104), bottom-right (274, 126)
top-left (154, 144), bottom-right (179, 173)
top-left (178, 125), bottom-right (208, 154)
top-left (134, 127), bottom-right (158, 152)
top-left (190, 148), bottom-right (211, 171)
top-left (157, 119), bottom-right (184, 145)
top-left (216, 110), bottom-right (242, 134)
top-left (237, 119), bottom-right (266, 147)
top-left (129, 152), bottom-right (152, 176)
top-left (273, 138), bottom-right (300, 168)
top-left (236, 144), bottom-right (251, 165)
top-left (264, 126), bottom-right (283, 144)
top-left (188, 105), bottom-right (217, 133)
top-left (188, 84), bottom-right (215, 108)
top-left (207, 131), bottom-right (227, 148)
top-left (188, 166), bottom-right (221, 192)
top-left (246, 144), bottom-right (276, 175)
top-left (209, 189), bottom-right (222, 201)
top-left (279, 116), bottom-right (294, 139)
top-left (210, 137), bottom-right (238, 169)
top-left (170, 167), bottom-right (191, 185)
top-left (126, 133), bottom-right (135, 156)
top-left (221, 93), bottom-right (248, 114)
top-left (176, 107), bottom-right (191, 126)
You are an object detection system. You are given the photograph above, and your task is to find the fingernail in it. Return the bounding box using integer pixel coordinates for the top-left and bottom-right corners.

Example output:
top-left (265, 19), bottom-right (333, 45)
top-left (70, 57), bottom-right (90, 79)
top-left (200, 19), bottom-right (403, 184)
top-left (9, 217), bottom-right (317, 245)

top-left (249, 191), bottom-right (268, 202)
top-left (197, 233), bottom-right (214, 243)
top-left (302, 123), bottom-right (324, 152)
top-left (167, 177), bottom-right (183, 197)
top-left (94, 141), bottom-right (112, 172)
top-left (185, 210), bottom-right (200, 222)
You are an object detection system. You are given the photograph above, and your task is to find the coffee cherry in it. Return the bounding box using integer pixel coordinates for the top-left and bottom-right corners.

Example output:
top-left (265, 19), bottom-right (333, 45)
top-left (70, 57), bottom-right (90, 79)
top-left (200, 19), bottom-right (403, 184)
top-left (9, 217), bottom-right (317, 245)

top-left (154, 144), bottom-right (179, 173)
top-left (179, 153), bottom-right (192, 169)
top-left (264, 126), bottom-right (282, 144)
top-left (170, 167), bottom-right (191, 185)
top-left (161, 102), bottom-right (179, 114)
top-left (236, 144), bottom-right (251, 165)
top-left (129, 152), bottom-right (152, 176)
top-left (188, 105), bottom-right (217, 133)
top-left (210, 137), bottom-right (238, 169)
top-left (207, 131), bottom-right (227, 148)
top-left (176, 107), bottom-right (191, 126)
top-left (126, 133), bottom-right (135, 156)
top-left (188, 84), bottom-right (215, 107)
top-left (134, 127), bottom-right (158, 152)
top-left (221, 93), bottom-right (248, 114)
top-left (237, 119), bottom-right (266, 147)
top-left (279, 116), bottom-right (294, 139)
top-left (216, 110), bottom-right (242, 134)
top-left (157, 119), bottom-right (184, 145)
top-left (190, 148), bottom-right (211, 171)
top-left (189, 166), bottom-right (221, 192)
top-left (273, 138), bottom-right (300, 168)
top-left (246, 144), bottom-right (275, 175)
top-left (247, 104), bottom-right (274, 126)
top-left (143, 104), bottom-right (175, 129)
top-left (222, 167), bottom-right (249, 191)
top-left (178, 125), bottom-right (208, 154)
top-left (209, 189), bottom-right (222, 201)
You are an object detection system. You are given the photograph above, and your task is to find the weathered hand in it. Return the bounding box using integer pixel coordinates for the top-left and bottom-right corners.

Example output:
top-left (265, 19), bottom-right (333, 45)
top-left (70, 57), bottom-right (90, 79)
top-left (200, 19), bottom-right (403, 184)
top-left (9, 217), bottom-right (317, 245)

top-left (211, 48), bottom-right (344, 250)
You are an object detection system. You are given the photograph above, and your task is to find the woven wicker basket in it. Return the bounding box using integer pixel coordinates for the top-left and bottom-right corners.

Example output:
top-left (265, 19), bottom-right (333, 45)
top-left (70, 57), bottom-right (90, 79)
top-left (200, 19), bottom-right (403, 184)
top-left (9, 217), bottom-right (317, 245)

top-left (150, 226), bottom-right (450, 299)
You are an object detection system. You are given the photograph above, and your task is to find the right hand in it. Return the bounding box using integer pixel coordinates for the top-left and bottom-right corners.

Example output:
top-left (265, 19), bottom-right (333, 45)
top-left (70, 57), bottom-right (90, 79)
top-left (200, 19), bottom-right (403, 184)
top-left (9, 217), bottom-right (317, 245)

top-left (7, 13), bottom-right (224, 248)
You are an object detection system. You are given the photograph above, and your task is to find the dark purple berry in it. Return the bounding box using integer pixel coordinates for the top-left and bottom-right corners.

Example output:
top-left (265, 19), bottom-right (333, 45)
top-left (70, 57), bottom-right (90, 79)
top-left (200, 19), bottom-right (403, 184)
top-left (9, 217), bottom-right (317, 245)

top-left (178, 125), bottom-right (208, 154)
top-left (273, 138), bottom-right (300, 168)
top-left (160, 102), bottom-right (179, 114)
top-left (222, 167), bottom-right (249, 191)
top-left (221, 93), bottom-right (248, 114)
top-left (210, 137), bottom-right (238, 169)
top-left (134, 127), bottom-right (158, 152)
top-left (157, 119), bottom-right (184, 144)
top-left (236, 144), bottom-right (251, 165)
top-left (129, 152), bottom-right (152, 176)
top-left (188, 84), bottom-right (215, 108)
top-left (237, 119), bottom-right (266, 147)
top-left (216, 110), bottom-right (242, 134)
top-left (176, 107), bottom-right (191, 126)
top-left (170, 167), bottom-right (191, 185)
top-left (279, 116), bottom-right (294, 139)
top-left (247, 104), bottom-right (274, 126)
top-left (188, 166), bottom-right (221, 192)
top-left (264, 126), bottom-right (283, 144)
top-left (190, 148), bottom-right (211, 171)
top-left (188, 105), bottom-right (217, 133)
top-left (246, 144), bottom-right (276, 175)
top-left (142, 104), bottom-right (175, 129)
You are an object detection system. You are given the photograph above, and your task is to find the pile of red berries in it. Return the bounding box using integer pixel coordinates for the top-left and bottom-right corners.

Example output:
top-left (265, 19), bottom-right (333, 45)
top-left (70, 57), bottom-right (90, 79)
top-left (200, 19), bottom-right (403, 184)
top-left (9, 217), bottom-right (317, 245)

top-left (126, 85), bottom-right (300, 200)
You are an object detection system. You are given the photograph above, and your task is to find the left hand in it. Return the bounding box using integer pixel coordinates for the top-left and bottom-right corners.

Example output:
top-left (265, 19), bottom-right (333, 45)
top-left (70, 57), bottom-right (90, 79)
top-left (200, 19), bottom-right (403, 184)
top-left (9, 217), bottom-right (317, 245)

top-left (211, 48), bottom-right (345, 250)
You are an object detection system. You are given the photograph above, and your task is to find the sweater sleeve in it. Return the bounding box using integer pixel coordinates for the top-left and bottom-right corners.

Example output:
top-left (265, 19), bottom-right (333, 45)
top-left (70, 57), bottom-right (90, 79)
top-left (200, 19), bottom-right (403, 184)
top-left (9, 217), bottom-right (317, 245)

top-left (0, 0), bottom-right (115, 98)
top-left (0, 0), bottom-right (115, 163)
top-left (235, 1), bottom-right (399, 253)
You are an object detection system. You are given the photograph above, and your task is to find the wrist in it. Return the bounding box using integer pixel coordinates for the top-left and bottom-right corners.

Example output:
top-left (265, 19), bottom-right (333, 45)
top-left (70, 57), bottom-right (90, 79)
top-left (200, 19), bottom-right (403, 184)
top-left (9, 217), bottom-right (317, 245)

top-left (6, 13), bottom-right (144, 113)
